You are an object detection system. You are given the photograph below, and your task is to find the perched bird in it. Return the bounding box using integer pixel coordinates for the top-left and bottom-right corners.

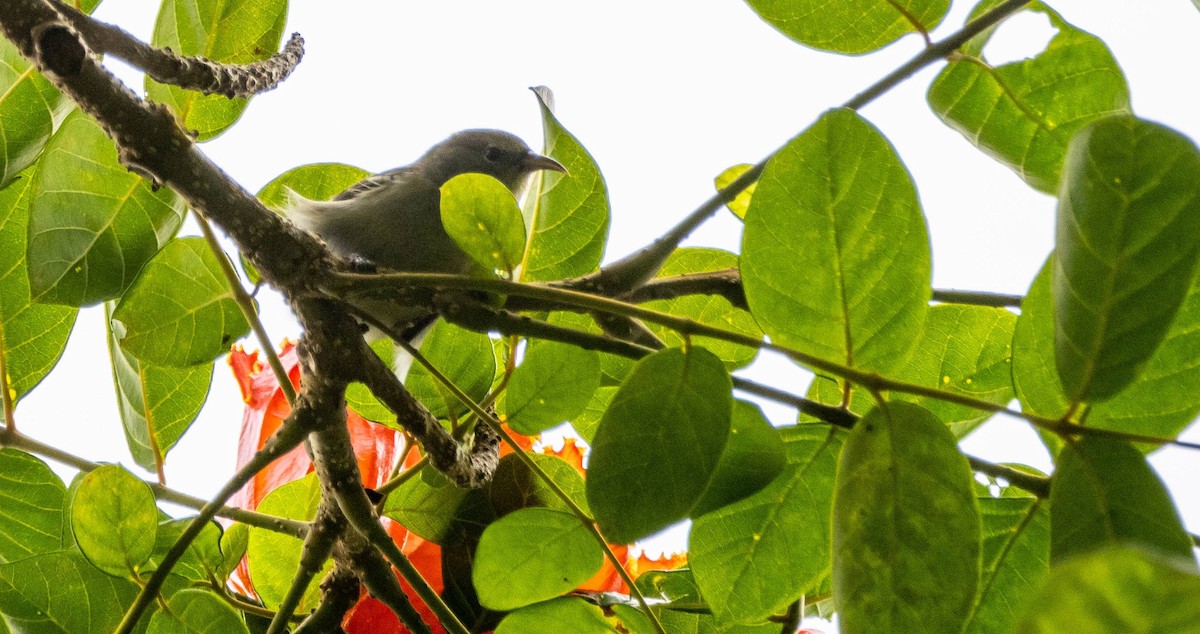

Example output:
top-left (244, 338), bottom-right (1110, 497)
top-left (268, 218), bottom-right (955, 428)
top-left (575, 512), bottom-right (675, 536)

top-left (287, 129), bottom-right (566, 337)
top-left (288, 129), bottom-right (566, 275)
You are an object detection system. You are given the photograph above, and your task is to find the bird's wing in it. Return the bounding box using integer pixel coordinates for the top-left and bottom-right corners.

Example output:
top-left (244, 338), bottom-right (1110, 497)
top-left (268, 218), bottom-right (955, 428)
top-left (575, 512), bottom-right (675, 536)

top-left (333, 166), bottom-right (418, 201)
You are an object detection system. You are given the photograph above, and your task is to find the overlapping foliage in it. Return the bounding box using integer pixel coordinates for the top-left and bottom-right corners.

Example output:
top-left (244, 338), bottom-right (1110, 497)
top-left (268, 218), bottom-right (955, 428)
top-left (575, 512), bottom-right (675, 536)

top-left (0, 1), bottom-right (1198, 632)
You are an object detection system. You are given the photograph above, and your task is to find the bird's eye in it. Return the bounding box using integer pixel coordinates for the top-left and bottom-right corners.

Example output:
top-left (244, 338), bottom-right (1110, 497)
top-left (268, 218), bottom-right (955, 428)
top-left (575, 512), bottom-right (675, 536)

top-left (485, 146), bottom-right (503, 162)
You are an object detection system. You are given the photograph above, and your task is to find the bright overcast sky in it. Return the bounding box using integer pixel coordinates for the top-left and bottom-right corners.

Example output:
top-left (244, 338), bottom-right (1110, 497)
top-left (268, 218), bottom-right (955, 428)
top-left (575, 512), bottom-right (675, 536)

top-left (17, 4), bottom-right (1200, 624)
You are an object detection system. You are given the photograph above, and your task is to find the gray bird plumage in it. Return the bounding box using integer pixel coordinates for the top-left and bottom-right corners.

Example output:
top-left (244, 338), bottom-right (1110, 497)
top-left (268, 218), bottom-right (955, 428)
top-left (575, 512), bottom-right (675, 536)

top-left (287, 129), bottom-right (565, 274)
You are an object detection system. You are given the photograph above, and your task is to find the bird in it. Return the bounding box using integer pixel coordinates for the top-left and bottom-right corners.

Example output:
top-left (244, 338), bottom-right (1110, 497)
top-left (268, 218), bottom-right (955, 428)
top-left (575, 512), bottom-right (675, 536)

top-left (286, 129), bottom-right (567, 338)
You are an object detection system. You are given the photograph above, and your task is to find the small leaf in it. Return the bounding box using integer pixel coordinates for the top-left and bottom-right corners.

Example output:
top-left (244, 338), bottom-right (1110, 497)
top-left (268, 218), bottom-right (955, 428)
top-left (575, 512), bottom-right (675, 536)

top-left (0, 550), bottom-right (140, 631)
top-left (147, 518), bottom-right (224, 584)
top-left (0, 449), bottom-right (67, 562)
top-left (217, 522), bottom-right (248, 581)
top-left (441, 173), bottom-right (527, 275)
top-left (587, 347), bottom-right (732, 543)
top-left (112, 237), bottom-right (249, 367)
top-left (833, 402), bottom-right (981, 633)
top-left (521, 87), bottom-right (610, 282)
top-left (714, 163), bottom-right (756, 219)
top-left (1053, 115), bottom-right (1200, 403)
top-left (247, 473), bottom-right (330, 611)
top-left (742, 109), bottom-right (930, 377)
top-left (27, 110), bottom-right (185, 306)
top-left (147, 0), bottom-right (288, 141)
top-left (346, 337), bottom-right (398, 422)
top-left (505, 341), bottom-right (600, 434)
top-left (473, 508), bottom-right (603, 611)
top-left (489, 453), bottom-right (590, 518)
top-left (691, 425), bottom-right (841, 625)
top-left (405, 321), bottom-right (496, 421)
top-left (1020, 547), bottom-right (1200, 633)
top-left (690, 400), bottom-right (786, 517)
top-left (928, 2), bottom-right (1130, 193)
top-left (495, 596), bottom-right (647, 634)
top-left (71, 465), bottom-right (159, 578)
top-left (382, 467), bottom-right (494, 545)
top-left (0, 37), bottom-right (70, 188)
top-left (106, 302), bottom-right (213, 472)
top-left (743, 0), bottom-right (950, 54)
top-left (1050, 437), bottom-right (1192, 563)
top-left (148, 588), bottom-right (250, 633)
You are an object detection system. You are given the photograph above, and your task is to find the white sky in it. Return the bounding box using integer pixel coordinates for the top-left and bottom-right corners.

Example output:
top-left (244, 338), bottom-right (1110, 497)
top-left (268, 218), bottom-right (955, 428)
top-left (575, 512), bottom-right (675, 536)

top-left (14, 1), bottom-right (1200, 628)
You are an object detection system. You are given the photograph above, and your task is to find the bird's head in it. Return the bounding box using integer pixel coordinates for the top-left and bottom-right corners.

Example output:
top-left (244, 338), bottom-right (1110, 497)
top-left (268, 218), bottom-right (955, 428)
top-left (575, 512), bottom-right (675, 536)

top-left (419, 129), bottom-right (567, 195)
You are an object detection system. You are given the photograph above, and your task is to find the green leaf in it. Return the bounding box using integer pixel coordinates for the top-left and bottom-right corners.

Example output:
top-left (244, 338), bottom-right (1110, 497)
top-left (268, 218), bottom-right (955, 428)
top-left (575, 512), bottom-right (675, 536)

top-left (690, 400), bottom-right (786, 517)
top-left (489, 452), bottom-right (589, 518)
top-left (833, 402), bottom-right (981, 633)
top-left (965, 497), bottom-right (1050, 634)
top-left (473, 508), bottom-right (603, 611)
top-left (27, 110), bottom-right (185, 306)
top-left (346, 338), bottom-right (398, 422)
top-left (893, 304), bottom-right (1017, 437)
top-left (714, 163), bottom-right (756, 220)
top-left (521, 87), bottom-right (610, 282)
top-left (505, 341), bottom-right (600, 435)
top-left (0, 167), bottom-right (76, 402)
top-left (147, 0), bottom-right (288, 141)
top-left (405, 321), bottom-right (496, 421)
top-left (928, 2), bottom-right (1130, 193)
top-left (690, 425), bottom-right (841, 625)
top-left (147, 518), bottom-right (224, 584)
top-left (382, 467), bottom-right (494, 545)
top-left (440, 173), bottom-right (527, 275)
top-left (71, 465), bottom-right (158, 578)
top-left (106, 302), bottom-right (212, 473)
top-left (743, 0), bottom-right (950, 54)
top-left (248, 474), bottom-right (329, 611)
top-left (1050, 437), bottom-right (1192, 563)
top-left (1014, 256), bottom-right (1200, 450)
top-left (148, 588), bottom-right (249, 634)
top-left (217, 522), bottom-right (248, 581)
top-left (111, 237), bottom-right (249, 367)
top-left (1020, 547), bottom-right (1200, 633)
top-left (1053, 116), bottom-right (1200, 403)
top-left (587, 347), bottom-right (732, 543)
top-left (0, 37), bottom-right (70, 189)
top-left (569, 385), bottom-right (615, 443)
top-left (495, 596), bottom-right (644, 634)
top-left (0, 549), bottom-right (141, 632)
top-left (643, 248), bottom-right (761, 370)
top-left (249, 162), bottom-right (370, 284)
top-left (742, 108), bottom-right (930, 376)
top-left (0, 449), bottom-right (67, 562)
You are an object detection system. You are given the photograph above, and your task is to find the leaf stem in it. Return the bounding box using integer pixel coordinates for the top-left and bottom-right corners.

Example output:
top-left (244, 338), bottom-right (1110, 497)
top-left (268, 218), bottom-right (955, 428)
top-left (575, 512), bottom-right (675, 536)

top-left (932, 288), bottom-right (1023, 307)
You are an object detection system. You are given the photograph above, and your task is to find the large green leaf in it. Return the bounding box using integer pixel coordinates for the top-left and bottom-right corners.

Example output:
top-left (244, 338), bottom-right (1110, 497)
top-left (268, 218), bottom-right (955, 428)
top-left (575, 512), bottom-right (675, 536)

top-left (441, 173), bottom-right (527, 276)
top-left (0, 549), bottom-right (142, 632)
top-left (1050, 437), bottom-right (1192, 563)
top-left (1014, 257), bottom-right (1200, 450)
top-left (106, 302), bottom-right (212, 473)
top-left (247, 473), bottom-right (329, 611)
top-left (27, 111), bottom-right (185, 306)
top-left (405, 321), bottom-right (496, 421)
top-left (1053, 116), bottom-right (1200, 403)
top-left (743, 0), bottom-right (950, 54)
top-left (71, 465), bottom-right (158, 578)
top-left (147, 588), bottom-right (249, 634)
top-left (965, 496), bottom-right (1050, 634)
top-left (0, 38), bottom-right (70, 189)
top-left (504, 340), bottom-right (600, 435)
top-left (690, 425), bottom-right (841, 625)
top-left (1020, 547), bottom-right (1200, 633)
top-left (111, 237), bottom-right (249, 367)
top-left (742, 109), bottom-right (930, 377)
top-left (0, 165), bottom-right (76, 402)
top-left (833, 402), bottom-right (981, 633)
top-left (894, 304), bottom-right (1016, 437)
top-left (0, 449), bottom-right (67, 562)
top-left (690, 400), bottom-right (786, 517)
top-left (520, 87), bottom-right (609, 282)
top-left (147, 0), bottom-right (288, 141)
top-left (928, 2), bottom-right (1130, 193)
top-left (642, 248), bottom-right (761, 370)
top-left (473, 508), bottom-right (602, 611)
top-left (586, 347), bottom-right (732, 543)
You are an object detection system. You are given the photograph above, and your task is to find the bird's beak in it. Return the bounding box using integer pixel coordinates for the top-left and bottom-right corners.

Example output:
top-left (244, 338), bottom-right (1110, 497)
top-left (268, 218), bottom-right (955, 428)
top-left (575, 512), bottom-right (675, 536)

top-left (523, 152), bottom-right (568, 175)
